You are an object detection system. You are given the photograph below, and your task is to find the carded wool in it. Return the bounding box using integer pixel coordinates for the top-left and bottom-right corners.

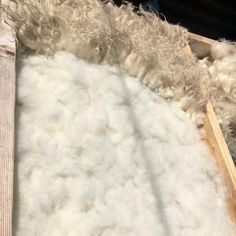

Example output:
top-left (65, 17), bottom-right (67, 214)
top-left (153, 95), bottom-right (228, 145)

top-left (15, 51), bottom-right (236, 236)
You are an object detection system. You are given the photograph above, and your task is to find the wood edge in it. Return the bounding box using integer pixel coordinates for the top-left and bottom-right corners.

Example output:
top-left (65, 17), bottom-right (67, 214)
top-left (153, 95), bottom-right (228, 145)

top-left (189, 32), bottom-right (217, 45)
top-left (0, 31), bottom-right (16, 236)
top-left (188, 32), bottom-right (218, 58)
top-left (183, 44), bottom-right (192, 54)
top-left (204, 102), bottom-right (236, 222)
top-left (185, 41), bottom-right (236, 223)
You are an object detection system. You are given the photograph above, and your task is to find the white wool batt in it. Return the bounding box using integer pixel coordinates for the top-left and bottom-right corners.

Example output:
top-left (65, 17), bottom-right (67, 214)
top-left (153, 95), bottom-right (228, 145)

top-left (15, 52), bottom-right (236, 236)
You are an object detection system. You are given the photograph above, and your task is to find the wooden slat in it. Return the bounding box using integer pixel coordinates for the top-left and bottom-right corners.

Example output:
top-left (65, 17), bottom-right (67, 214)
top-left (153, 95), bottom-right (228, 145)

top-left (1, 1), bottom-right (16, 234)
top-left (189, 32), bottom-right (217, 45)
top-left (204, 102), bottom-right (236, 223)
top-left (189, 32), bottom-right (217, 58)
top-left (186, 38), bottom-right (236, 222)
top-left (0, 32), bottom-right (16, 236)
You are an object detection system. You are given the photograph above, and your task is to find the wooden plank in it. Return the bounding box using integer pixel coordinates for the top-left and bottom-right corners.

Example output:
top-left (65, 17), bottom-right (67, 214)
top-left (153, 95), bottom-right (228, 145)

top-left (186, 38), bottom-right (236, 222)
top-left (189, 32), bottom-right (217, 58)
top-left (189, 32), bottom-right (216, 45)
top-left (204, 102), bottom-right (236, 223)
top-left (0, 32), bottom-right (16, 236)
top-left (0, 1), bottom-right (16, 235)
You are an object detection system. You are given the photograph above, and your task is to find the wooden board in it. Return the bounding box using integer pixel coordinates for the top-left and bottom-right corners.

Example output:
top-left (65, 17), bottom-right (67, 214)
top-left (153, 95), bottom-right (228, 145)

top-left (0, 31), bottom-right (16, 236)
top-left (204, 102), bottom-right (236, 222)
top-left (187, 34), bottom-right (236, 223)
top-left (189, 32), bottom-right (217, 58)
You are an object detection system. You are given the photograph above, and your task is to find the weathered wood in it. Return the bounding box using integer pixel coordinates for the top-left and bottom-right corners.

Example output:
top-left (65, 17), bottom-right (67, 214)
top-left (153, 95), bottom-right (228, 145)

top-left (1, 1), bottom-right (16, 234)
top-left (204, 102), bottom-right (236, 223)
top-left (0, 32), bottom-right (16, 236)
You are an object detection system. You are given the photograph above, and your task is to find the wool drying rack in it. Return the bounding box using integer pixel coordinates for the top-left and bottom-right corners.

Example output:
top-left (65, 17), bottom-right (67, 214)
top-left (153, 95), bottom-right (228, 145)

top-left (0, 21), bottom-right (236, 236)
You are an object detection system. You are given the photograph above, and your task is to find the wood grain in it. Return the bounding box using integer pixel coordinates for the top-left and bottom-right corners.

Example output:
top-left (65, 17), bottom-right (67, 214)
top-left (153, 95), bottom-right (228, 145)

top-left (0, 35), bottom-right (16, 236)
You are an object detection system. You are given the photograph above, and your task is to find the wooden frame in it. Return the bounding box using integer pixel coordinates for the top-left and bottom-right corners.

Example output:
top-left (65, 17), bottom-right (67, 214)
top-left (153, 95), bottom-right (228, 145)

top-left (0, 14), bottom-right (235, 234)
top-left (189, 32), bottom-right (217, 58)
top-left (188, 34), bottom-right (236, 222)
top-left (204, 102), bottom-right (236, 222)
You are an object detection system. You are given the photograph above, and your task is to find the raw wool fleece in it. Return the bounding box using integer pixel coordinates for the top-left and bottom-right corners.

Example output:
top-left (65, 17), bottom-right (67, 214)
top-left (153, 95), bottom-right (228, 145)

top-left (15, 51), bottom-right (236, 236)
top-left (3, 0), bottom-right (208, 116)
top-left (206, 42), bottom-right (236, 161)
top-left (3, 0), bottom-right (236, 160)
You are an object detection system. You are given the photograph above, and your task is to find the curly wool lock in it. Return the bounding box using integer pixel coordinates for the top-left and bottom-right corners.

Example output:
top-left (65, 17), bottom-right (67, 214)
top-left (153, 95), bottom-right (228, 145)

top-left (3, 0), bottom-right (208, 113)
top-left (2, 0), bottom-right (236, 159)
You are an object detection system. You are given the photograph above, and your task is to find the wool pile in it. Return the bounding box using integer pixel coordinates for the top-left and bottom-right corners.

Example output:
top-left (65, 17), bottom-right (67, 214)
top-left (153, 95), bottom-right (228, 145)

top-left (2, 0), bottom-right (236, 160)
top-left (3, 0), bottom-right (208, 115)
top-left (1, 0), bottom-right (236, 235)
top-left (15, 51), bottom-right (236, 235)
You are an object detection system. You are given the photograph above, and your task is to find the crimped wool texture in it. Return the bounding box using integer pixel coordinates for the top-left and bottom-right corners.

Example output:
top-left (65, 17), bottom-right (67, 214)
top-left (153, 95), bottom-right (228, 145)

top-left (3, 0), bottom-right (236, 159)
top-left (4, 0), bottom-right (208, 115)
top-left (15, 52), bottom-right (236, 236)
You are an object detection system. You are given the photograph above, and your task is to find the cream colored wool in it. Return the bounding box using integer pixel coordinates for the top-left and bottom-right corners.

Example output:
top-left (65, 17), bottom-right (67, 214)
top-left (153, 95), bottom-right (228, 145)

top-left (3, 0), bottom-right (208, 116)
top-left (15, 51), bottom-right (236, 236)
top-left (4, 0), bottom-right (236, 154)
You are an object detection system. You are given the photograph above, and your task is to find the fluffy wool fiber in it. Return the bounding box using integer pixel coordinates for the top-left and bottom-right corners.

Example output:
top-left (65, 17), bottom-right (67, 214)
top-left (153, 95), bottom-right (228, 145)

top-left (2, 0), bottom-right (236, 160)
top-left (15, 51), bottom-right (236, 236)
top-left (3, 0), bottom-right (208, 115)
